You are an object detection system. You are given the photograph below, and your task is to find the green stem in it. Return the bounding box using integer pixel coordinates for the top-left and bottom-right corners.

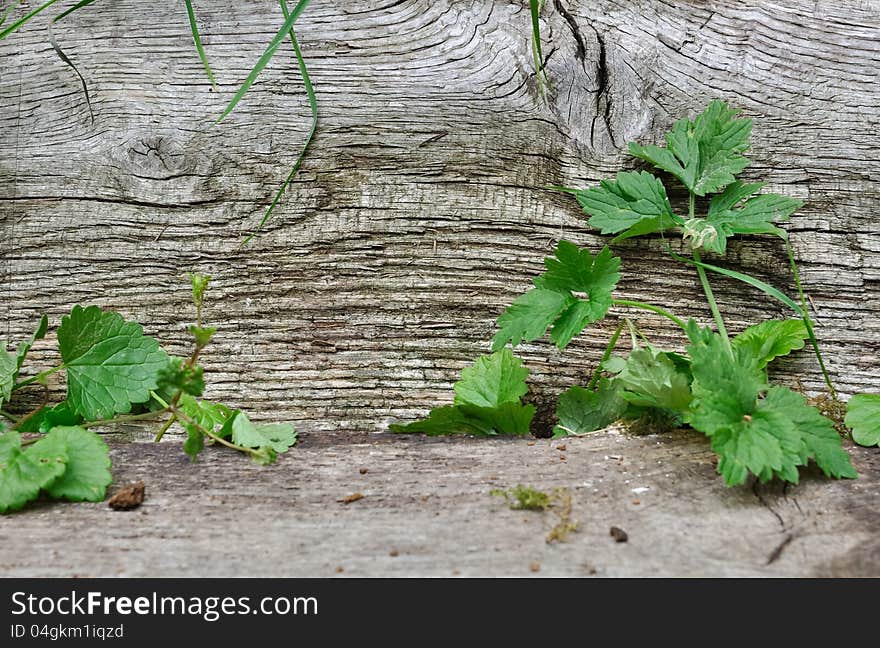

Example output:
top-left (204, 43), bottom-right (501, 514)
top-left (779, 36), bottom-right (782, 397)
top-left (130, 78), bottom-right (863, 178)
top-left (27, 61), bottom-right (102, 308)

top-left (785, 240), bottom-right (837, 398)
top-left (612, 299), bottom-right (687, 331)
top-left (688, 191), bottom-right (730, 353)
top-left (81, 410), bottom-right (169, 429)
top-left (170, 406), bottom-right (259, 458)
top-left (588, 321), bottom-right (625, 390)
top-left (153, 415), bottom-right (176, 443)
top-left (12, 364), bottom-right (64, 391)
top-left (0, 409), bottom-right (19, 423)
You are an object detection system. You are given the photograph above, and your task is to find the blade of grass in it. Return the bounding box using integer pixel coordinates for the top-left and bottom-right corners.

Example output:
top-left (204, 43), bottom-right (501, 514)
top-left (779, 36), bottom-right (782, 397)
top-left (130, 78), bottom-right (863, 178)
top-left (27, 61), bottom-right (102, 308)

top-left (48, 0), bottom-right (98, 124)
top-left (0, 0), bottom-right (64, 39)
top-left (0, 2), bottom-right (16, 27)
top-left (784, 238), bottom-right (837, 397)
top-left (238, 0), bottom-right (318, 248)
top-left (669, 249), bottom-right (804, 316)
top-left (184, 0), bottom-right (218, 92)
top-left (216, 0), bottom-right (311, 123)
top-left (529, 0), bottom-right (548, 99)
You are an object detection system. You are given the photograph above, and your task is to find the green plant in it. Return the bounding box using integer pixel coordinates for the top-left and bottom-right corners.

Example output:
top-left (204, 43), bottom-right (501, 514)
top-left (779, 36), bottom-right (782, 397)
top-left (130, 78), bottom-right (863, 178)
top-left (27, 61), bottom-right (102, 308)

top-left (0, 273), bottom-right (296, 513)
top-left (393, 100), bottom-right (870, 486)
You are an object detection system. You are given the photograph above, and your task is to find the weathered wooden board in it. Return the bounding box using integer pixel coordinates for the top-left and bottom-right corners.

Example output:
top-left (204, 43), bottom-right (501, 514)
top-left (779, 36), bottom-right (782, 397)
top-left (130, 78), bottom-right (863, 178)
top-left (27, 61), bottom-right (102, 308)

top-left (2, 0), bottom-right (879, 435)
top-left (1, 1), bottom-right (879, 576)
top-left (0, 430), bottom-right (877, 577)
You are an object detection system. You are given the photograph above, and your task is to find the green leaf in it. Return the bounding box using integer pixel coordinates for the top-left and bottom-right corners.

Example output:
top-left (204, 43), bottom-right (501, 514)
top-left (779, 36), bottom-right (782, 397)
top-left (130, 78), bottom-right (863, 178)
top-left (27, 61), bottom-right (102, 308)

top-left (572, 171), bottom-right (680, 240)
top-left (184, 0), bottom-right (218, 91)
top-left (156, 358), bottom-right (205, 398)
top-left (14, 314), bottom-right (48, 379)
top-left (768, 387), bottom-right (856, 480)
top-left (178, 395), bottom-right (232, 460)
top-left (492, 289), bottom-right (574, 350)
top-left (616, 346), bottom-right (693, 413)
top-left (228, 410), bottom-right (298, 454)
top-left (189, 325), bottom-right (216, 348)
top-left (216, 0), bottom-right (312, 122)
top-left (732, 319), bottom-right (808, 368)
top-left (0, 430), bottom-right (67, 514)
top-left (57, 305), bottom-right (170, 420)
top-left (686, 333), bottom-right (854, 485)
top-left (0, 345), bottom-right (15, 411)
top-left (187, 272), bottom-right (211, 310)
top-left (390, 402), bottom-right (535, 436)
top-left (29, 426), bottom-right (112, 501)
top-left (683, 182), bottom-right (802, 253)
top-left (553, 378), bottom-right (627, 438)
top-left (494, 241), bottom-right (621, 351)
top-left (16, 401), bottom-right (83, 434)
top-left (846, 394), bottom-right (880, 447)
top-left (629, 100), bottom-right (752, 196)
top-left (453, 349), bottom-right (529, 408)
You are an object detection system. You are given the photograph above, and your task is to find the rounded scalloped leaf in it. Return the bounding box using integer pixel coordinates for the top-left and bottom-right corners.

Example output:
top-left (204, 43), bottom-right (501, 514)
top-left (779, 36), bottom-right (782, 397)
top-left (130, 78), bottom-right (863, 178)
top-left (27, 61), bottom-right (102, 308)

top-left (58, 305), bottom-right (169, 421)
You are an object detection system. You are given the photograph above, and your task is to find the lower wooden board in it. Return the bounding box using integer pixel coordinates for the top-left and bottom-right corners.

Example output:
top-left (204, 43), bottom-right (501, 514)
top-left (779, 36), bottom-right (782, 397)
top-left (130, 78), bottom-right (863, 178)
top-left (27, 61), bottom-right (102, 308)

top-left (1, 429), bottom-right (877, 577)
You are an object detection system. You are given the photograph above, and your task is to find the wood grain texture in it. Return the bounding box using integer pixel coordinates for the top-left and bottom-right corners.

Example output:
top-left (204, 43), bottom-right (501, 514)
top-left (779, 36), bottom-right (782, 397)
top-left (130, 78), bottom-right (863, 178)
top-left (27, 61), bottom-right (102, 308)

top-left (2, 1), bottom-right (879, 576)
top-left (0, 430), bottom-right (877, 577)
top-left (2, 0), bottom-right (879, 435)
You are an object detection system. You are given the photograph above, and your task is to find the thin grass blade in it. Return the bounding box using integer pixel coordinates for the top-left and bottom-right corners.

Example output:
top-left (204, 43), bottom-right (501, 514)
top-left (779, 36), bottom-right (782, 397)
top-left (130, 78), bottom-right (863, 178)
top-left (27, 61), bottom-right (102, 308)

top-left (0, 0), bottom-right (65, 39)
top-left (49, 0), bottom-right (99, 124)
top-left (184, 0), bottom-right (218, 91)
top-left (529, 0), bottom-right (547, 98)
top-left (216, 0), bottom-right (311, 123)
top-left (239, 0), bottom-right (318, 247)
top-left (669, 250), bottom-right (804, 315)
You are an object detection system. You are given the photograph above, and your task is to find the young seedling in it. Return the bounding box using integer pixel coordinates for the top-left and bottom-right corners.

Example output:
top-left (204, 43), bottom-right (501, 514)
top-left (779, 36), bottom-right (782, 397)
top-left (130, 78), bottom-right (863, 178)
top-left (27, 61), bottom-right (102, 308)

top-left (394, 100), bottom-right (867, 486)
top-left (0, 273), bottom-right (297, 513)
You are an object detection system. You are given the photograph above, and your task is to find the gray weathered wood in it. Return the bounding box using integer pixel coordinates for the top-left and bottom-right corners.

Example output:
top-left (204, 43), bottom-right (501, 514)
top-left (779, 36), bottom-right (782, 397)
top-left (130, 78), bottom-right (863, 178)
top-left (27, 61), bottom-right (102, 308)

top-left (1, 1), bottom-right (879, 575)
top-left (0, 430), bottom-right (877, 577)
top-left (2, 0), bottom-right (879, 434)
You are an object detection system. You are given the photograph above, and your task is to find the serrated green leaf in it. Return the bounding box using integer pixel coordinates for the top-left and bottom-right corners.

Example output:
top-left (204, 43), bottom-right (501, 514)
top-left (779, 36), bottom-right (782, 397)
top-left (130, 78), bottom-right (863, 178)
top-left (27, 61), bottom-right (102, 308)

top-left (156, 357), bottom-right (205, 398)
top-left (0, 430), bottom-right (67, 513)
top-left (616, 346), bottom-right (693, 413)
top-left (732, 319), bottom-right (808, 368)
top-left (846, 393), bottom-right (880, 447)
top-left (573, 171), bottom-right (680, 240)
top-left (178, 395), bottom-right (233, 460)
top-left (57, 305), bottom-right (170, 420)
top-left (229, 410), bottom-right (297, 454)
top-left (16, 401), bottom-right (83, 434)
top-left (687, 333), bottom-right (854, 485)
top-left (684, 183), bottom-right (802, 253)
top-left (553, 378), bottom-right (627, 438)
top-left (29, 426), bottom-right (112, 501)
top-left (767, 387), bottom-right (856, 479)
top-left (629, 100), bottom-right (752, 196)
top-left (493, 241), bottom-right (621, 350)
top-left (14, 314), bottom-right (48, 379)
top-left (390, 401), bottom-right (535, 437)
top-left (492, 289), bottom-right (574, 351)
top-left (453, 349), bottom-right (529, 409)
top-left (0, 345), bottom-right (15, 411)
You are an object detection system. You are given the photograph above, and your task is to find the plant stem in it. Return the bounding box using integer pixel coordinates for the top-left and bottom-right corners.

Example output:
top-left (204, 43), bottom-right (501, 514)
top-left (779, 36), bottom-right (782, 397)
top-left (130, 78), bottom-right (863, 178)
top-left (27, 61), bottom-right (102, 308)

top-left (785, 240), bottom-right (837, 398)
top-left (169, 405), bottom-right (259, 458)
top-left (153, 415), bottom-right (176, 443)
top-left (611, 299), bottom-right (687, 331)
top-left (12, 364), bottom-right (64, 391)
top-left (81, 410), bottom-right (169, 429)
top-left (588, 321), bottom-right (625, 390)
top-left (0, 409), bottom-right (19, 423)
top-left (687, 192), bottom-right (731, 352)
